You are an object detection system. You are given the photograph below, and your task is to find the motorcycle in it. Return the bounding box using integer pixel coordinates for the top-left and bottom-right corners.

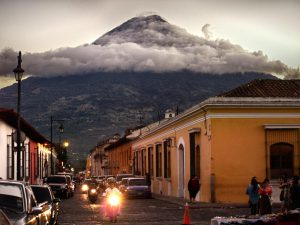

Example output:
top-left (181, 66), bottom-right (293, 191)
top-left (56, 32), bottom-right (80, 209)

top-left (104, 191), bottom-right (121, 222)
top-left (88, 187), bottom-right (98, 203)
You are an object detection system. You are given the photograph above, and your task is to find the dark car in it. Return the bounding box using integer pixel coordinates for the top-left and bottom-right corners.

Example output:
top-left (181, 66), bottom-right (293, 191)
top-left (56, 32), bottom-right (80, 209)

top-left (57, 172), bottom-right (76, 191)
top-left (116, 174), bottom-right (134, 185)
top-left (125, 178), bottom-right (152, 198)
top-left (46, 175), bottom-right (72, 199)
top-left (56, 174), bottom-right (75, 197)
top-left (0, 180), bottom-right (51, 225)
top-left (31, 185), bottom-right (60, 225)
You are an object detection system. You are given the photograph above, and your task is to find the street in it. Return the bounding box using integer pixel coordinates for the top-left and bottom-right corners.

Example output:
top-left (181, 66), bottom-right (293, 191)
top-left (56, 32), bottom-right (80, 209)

top-left (58, 189), bottom-right (250, 225)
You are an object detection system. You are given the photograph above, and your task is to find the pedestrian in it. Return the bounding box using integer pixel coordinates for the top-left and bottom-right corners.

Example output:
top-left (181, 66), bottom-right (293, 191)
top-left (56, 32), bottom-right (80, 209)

top-left (188, 175), bottom-right (200, 203)
top-left (258, 178), bottom-right (272, 215)
top-left (246, 176), bottom-right (260, 215)
top-left (145, 172), bottom-right (151, 186)
top-left (279, 173), bottom-right (291, 212)
top-left (289, 175), bottom-right (300, 210)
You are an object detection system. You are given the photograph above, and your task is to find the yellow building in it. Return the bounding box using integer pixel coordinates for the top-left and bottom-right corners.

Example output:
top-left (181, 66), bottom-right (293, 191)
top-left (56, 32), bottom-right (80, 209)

top-left (105, 137), bottom-right (133, 176)
top-left (132, 79), bottom-right (300, 203)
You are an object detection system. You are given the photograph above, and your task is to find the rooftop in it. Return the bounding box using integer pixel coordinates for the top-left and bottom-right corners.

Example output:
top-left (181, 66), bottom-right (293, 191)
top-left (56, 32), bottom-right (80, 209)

top-left (218, 79), bottom-right (300, 98)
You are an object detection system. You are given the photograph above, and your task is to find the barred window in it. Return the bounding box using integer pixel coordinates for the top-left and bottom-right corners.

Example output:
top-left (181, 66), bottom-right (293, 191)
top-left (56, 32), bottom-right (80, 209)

top-left (7, 135), bottom-right (14, 179)
top-left (156, 144), bottom-right (162, 177)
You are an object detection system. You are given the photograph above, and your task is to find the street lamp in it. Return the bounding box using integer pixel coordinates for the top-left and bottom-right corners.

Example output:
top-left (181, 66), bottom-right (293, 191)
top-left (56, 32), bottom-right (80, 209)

top-left (13, 51), bottom-right (24, 181)
top-left (50, 117), bottom-right (64, 175)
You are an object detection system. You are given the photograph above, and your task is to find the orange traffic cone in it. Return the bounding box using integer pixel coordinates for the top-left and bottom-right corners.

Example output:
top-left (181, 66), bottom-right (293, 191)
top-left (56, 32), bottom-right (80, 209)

top-left (182, 202), bottom-right (191, 225)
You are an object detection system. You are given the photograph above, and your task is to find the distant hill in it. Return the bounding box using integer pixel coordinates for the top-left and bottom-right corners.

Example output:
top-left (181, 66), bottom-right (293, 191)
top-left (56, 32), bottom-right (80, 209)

top-left (0, 71), bottom-right (276, 157)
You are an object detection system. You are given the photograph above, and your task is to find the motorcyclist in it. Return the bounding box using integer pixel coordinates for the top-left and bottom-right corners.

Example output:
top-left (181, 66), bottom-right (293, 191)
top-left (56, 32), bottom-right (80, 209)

top-left (104, 179), bottom-right (121, 219)
top-left (89, 177), bottom-right (99, 190)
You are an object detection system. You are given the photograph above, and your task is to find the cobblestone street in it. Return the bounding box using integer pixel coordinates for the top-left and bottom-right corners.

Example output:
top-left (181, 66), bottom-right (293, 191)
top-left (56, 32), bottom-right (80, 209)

top-left (58, 189), bottom-right (252, 225)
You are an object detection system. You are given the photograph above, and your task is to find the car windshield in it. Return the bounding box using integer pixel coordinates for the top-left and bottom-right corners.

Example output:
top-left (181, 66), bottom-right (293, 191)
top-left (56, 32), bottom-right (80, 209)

top-left (128, 179), bottom-right (147, 186)
top-left (116, 174), bottom-right (133, 181)
top-left (83, 179), bottom-right (91, 184)
top-left (0, 183), bottom-right (24, 212)
top-left (31, 186), bottom-right (52, 204)
top-left (47, 176), bottom-right (66, 183)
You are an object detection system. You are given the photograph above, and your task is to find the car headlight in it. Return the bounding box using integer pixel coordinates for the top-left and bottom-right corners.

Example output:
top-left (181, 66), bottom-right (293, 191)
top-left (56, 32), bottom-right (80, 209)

top-left (81, 184), bottom-right (89, 191)
top-left (90, 189), bottom-right (97, 194)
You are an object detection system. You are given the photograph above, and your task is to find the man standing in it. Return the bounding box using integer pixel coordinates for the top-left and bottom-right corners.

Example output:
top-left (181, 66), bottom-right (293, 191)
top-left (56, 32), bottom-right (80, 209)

top-left (290, 175), bottom-right (300, 210)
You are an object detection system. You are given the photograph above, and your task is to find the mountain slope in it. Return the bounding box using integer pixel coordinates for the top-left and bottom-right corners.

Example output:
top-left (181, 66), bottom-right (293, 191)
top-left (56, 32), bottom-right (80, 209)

top-left (0, 71), bottom-right (276, 156)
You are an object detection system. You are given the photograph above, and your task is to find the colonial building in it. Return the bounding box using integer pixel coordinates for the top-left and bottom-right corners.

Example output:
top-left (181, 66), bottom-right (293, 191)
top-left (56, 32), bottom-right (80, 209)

top-left (89, 134), bottom-right (121, 176)
top-left (132, 79), bottom-right (300, 203)
top-left (0, 108), bottom-right (55, 184)
top-left (105, 136), bottom-right (134, 176)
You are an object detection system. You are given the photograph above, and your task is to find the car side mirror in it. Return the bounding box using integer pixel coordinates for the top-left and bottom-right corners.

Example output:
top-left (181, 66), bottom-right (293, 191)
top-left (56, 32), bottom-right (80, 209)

top-left (53, 198), bottom-right (61, 203)
top-left (30, 206), bottom-right (43, 215)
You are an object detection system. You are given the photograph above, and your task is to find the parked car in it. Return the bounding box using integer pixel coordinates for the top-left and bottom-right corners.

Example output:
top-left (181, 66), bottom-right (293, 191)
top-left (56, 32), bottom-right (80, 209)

top-left (0, 180), bottom-right (51, 225)
top-left (31, 185), bottom-right (60, 225)
top-left (119, 177), bottom-right (131, 193)
top-left (124, 178), bottom-right (152, 198)
top-left (57, 172), bottom-right (76, 190)
top-left (46, 175), bottom-right (72, 199)
top-left (56, 173), bottom-right (75, 195)
top-left (116, 174), bottom-right (134, 185)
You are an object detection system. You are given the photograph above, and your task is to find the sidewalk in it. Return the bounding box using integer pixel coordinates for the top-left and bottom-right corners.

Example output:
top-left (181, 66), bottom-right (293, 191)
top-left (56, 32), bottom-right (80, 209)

top-left (152, 193), bottom-right (281, 209)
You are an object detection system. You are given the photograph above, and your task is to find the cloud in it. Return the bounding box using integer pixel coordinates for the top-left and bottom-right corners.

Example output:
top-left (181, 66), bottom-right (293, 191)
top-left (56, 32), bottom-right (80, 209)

top-left (202, 24), bottom-right (212, 39)
top-left (0, 16), bottom-right (299, 80)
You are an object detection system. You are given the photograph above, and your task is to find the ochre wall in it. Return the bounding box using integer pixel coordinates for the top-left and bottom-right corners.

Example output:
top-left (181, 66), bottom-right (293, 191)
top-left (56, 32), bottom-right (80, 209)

top-left (210, 108), bottom-right (300, 203)
top-left (133, 107), bottom-right (300, 203)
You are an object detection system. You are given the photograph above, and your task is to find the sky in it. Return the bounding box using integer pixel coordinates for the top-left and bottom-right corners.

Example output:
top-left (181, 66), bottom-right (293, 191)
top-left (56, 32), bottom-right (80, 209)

top-left (0, 0), bottom-right (299, 88)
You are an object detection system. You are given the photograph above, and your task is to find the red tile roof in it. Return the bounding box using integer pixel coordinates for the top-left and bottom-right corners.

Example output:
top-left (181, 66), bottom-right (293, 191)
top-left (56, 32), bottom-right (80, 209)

top-left (0, 108), bottom-right (49, 144)
top-left (218, 79), bottom-right (300, 98)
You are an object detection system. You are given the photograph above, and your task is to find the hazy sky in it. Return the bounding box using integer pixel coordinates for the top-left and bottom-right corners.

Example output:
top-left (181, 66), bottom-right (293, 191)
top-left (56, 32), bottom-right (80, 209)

top-left (0, 0), bottom-right (299, 87)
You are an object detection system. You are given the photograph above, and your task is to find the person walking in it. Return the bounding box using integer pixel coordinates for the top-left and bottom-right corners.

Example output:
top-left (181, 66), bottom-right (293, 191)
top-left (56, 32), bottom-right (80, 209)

top-left (188, 175), bottom-right (200, 203)
top-left (279, 173), bottom-right (291, 212)
top-left (246, 176), bottom-right (260, 215)
top-left (258, 178), bottom-right (272, 215)
top-left (289, 175), bottom-right (300, 210)
top-left (145, 172), bottom-right (151, 186)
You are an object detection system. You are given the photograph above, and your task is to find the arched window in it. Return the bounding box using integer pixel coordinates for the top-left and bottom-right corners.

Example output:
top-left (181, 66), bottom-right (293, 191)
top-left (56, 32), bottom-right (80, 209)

top-left (270, 143), bottom-right (294, 179)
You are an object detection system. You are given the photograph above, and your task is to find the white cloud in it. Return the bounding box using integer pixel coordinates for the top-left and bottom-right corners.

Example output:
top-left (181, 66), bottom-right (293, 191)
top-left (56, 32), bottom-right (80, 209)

top-left (0, 16), bottom-right (299, 80)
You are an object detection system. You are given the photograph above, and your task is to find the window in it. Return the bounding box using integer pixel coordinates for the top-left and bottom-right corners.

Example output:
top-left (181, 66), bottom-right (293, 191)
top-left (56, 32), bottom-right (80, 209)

top-left (142, 149), bottom-right (146, 176)
top-left (7, 135), bottom-right (14, 179)
top-left (167, 150), bottom-right (171, 178)
top-left (25, 143), bottom-right (30, 180)
top-left (164, 140), bottom-right (171, 178)
top-left (156, 144), bottom-right (162, 177)
top-left (148, 147), bottom-right (153, 176)
top-left (20, 147), bottom-right (24, 179)
top-left (34, 147), bottom-right (39, 178)
top-left (270, 143), bottom-right (294, 179)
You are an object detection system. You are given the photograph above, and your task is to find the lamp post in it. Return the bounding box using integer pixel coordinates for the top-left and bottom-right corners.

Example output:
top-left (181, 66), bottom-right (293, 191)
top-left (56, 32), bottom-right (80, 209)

top-left (50, 117), bottom-right (64, 175)
top-left (13, 51), bottom-right (24, 181)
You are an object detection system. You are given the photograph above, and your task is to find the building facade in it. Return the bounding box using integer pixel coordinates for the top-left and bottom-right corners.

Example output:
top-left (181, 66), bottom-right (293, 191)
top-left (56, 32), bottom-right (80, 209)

top-left (132, 79), bottom-right (300, 203)
top-left (0, 108), bottom-right (55, 184)
top-left (105, 137), bottom-right (134, 176)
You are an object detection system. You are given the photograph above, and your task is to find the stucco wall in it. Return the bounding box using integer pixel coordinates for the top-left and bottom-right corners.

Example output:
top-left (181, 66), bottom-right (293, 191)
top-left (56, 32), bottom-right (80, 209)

top-left (210, 108), bottom-right (300, 203)
top-left (0, 122), bottom-right (11, 179)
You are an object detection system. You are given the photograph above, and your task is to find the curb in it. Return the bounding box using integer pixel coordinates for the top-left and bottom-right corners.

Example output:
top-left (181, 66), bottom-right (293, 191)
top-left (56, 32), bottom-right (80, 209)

top-left (152, 194), bottom-right (281, 209)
